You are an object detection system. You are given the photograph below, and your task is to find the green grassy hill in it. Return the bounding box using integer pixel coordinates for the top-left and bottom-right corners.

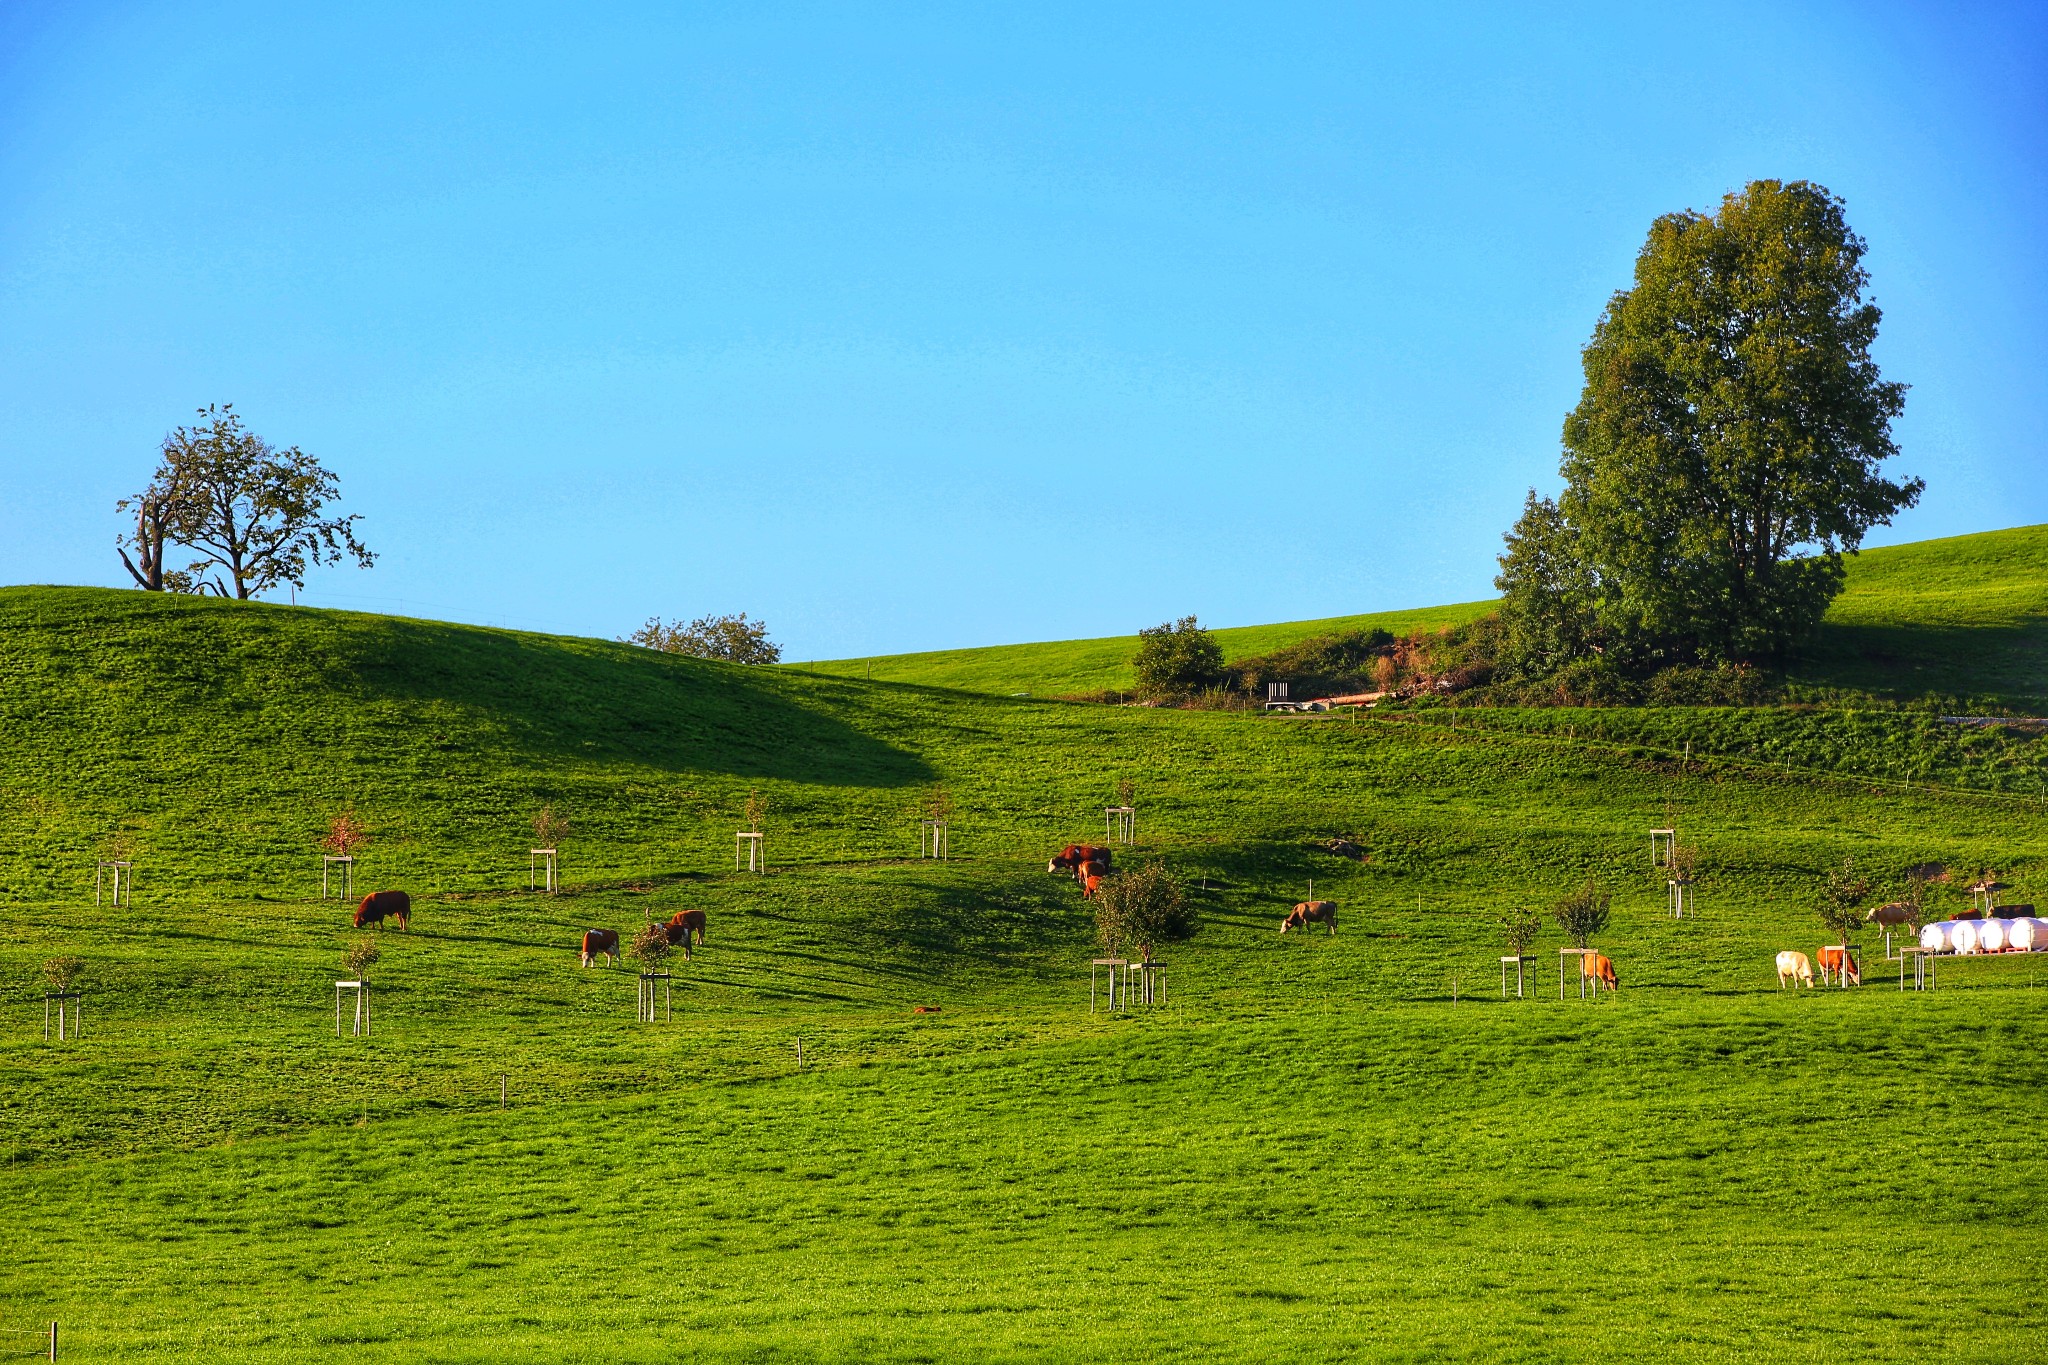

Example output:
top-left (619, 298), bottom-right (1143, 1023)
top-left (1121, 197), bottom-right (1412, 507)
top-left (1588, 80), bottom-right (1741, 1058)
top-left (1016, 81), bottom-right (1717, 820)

top-left (795, 524), bottom-right (2048, 704)
top-left (2, 585), bottom-right (2045, 1361)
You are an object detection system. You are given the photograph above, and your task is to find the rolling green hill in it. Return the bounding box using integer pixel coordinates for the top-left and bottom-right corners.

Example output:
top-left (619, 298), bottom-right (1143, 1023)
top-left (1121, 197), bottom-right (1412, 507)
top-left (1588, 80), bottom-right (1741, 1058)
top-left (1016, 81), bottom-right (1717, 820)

top-left (1, 584), bottom-right (2045, 1361)
top-left (795, 523), bottom-right (2048, 704)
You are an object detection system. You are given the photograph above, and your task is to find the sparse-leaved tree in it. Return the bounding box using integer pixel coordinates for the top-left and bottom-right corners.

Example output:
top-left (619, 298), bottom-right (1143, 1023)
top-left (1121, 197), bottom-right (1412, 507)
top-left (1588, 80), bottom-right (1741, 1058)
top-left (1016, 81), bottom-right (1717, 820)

top-left (1497, 909), bottom-right (1543, 957)
top-left (532, 805), bottom-right (569, 849)
top-left (322, 809), bottom-right (371, 858)
top-left (122, 405), bottom-right (375, 600)
top-left (631, 922), bottom-right (672, 971)
top-left (628, 613), bottom-right (781, 664)
top-left (42, 956), bottom-right (83, 991)
top-left (1818, 857), bottom-right (1872, 945)
top-left (342, 939), bottom-right (380, 980)
top-left (1550, 882), bottom-right (1611, 948)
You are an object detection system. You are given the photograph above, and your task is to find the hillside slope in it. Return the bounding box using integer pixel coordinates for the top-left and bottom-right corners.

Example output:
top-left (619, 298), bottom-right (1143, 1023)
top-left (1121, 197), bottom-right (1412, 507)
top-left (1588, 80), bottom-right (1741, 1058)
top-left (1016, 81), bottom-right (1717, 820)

top-left (2, 586), bottom-right (2046, 1361)
top-left (793, 523), bottom-right (2048, 703)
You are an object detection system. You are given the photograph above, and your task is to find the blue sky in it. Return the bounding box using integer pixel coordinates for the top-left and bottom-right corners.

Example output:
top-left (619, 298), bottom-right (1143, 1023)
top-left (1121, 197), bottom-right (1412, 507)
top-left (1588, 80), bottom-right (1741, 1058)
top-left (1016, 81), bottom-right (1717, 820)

top-left (1, 2), bottom-right (2041, 656)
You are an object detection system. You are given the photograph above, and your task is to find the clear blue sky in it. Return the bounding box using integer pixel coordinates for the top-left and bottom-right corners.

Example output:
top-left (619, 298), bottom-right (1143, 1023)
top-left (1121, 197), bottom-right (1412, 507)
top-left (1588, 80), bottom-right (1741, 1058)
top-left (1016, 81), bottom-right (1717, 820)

top-left (2, 2), bottom-right (2042, 656)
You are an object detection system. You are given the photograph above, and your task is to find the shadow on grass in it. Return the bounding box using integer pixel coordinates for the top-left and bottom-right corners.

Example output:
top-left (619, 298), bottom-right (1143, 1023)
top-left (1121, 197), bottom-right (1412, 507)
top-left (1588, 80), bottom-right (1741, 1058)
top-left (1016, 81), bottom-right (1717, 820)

top-left (1794, 619), bottom-right (2048, 708)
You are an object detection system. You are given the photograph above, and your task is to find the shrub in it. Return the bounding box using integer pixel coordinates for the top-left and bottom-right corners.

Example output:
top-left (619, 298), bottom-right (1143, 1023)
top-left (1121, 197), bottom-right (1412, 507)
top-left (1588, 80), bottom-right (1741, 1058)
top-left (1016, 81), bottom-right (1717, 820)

top-left (42, 956), bottom-right (83, 991)
top-left (1095, 862), bottom-right (1195, 957)
top-left (628, 612), bottom-right (781, 664)
top-left (1132, 617), bottom-right (1225, 697)
top-left (1549, 882), bottom-right (1611, 947)
top-left (342, 938), bottom-right (380, 979)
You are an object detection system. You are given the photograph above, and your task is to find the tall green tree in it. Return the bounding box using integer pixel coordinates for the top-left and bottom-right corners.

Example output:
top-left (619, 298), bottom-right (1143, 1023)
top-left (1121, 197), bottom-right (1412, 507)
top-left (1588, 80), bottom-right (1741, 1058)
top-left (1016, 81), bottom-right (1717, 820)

top-left (1500, 180), bottom-right (1920, 668)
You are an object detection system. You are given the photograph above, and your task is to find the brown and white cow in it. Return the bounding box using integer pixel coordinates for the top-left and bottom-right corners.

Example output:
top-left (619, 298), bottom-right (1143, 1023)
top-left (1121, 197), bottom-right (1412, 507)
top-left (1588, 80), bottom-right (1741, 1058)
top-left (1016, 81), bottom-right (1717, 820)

top-left (581, 928), bottom-right (620, 968)
top-left (1816, 944), bottom-right (1859, 986)
top-left (354, 890), bottom-right (411, 931)
top-left (1280, 901), bottom-right (1338, 936)
top-left (1776, 950), bottom-right (1814, 988)
top-left (1049, 845), bottom-right (1113, 875)
top-left (662, 909), bottom-right (708, 958)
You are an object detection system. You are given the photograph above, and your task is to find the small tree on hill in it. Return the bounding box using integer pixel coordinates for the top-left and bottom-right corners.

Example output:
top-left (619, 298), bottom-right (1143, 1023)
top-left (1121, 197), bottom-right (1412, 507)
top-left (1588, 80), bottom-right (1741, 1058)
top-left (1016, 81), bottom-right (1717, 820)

top-left (1818, 857), bottom-right (1872, 945)
top-left (42, 956), bottom-right (83, 991)
top-left (631, 922), bottom-right (673, 972)
top-left (1132, 617), bottom-right (1224, 697)
top-left (628, 612), bottom-right (781, 664)
top-left (341, 938), bottom-right (380, 980)
top-left (532, 804), bottom-right (570, 849)
top-left (322, 809), bottom-right (371, 859)
top-left (1095, 862), bottom-right (1195, 959)
top-left (1497, 909), bottom-right (1542, 957)
top-left (1550, 882), bottom-right (1611, 948)
top-left (743, 789), bottom-right (767, 834)
top-left (1115, 777), bottom-right (1136, 808)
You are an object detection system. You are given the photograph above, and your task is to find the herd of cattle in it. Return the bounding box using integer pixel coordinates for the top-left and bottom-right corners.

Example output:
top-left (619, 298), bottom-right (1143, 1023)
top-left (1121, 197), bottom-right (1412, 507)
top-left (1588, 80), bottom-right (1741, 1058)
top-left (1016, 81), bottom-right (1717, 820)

top-left (345, 853), bottom-right (2031, 997)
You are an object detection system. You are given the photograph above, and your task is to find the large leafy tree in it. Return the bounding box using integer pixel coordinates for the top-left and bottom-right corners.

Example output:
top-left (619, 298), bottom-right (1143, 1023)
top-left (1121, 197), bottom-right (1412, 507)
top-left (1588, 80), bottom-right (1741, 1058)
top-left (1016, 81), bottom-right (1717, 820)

top-left (1131, 615), bottom-right (1224, 697)
top-left (118, 405), bottom-right (375, 599)
top-left (1500, 180), bottom-right (1920, 667)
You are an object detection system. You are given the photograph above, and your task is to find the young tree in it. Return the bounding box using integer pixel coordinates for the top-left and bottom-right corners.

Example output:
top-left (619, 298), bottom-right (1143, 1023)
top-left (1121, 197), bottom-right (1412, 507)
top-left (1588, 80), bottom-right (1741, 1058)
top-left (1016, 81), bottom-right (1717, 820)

top-left (322, 809), bottom-right (371, 859)
top-left (631, 922), bottom-right (673, 972)
top-left (627, 613), bottom-right (781, 664)
top-left (1817, 857), bottom-right (1872, 945)
top-left (128, 405), bottom-right (375, 600)
top-left (342, 939), bottom-right (381, 980)
top-left (1549, 882), bottom-right (1611, 948)
top-left (42, 956), bottom-right (83, 991)
top-left (1496, 908), bottom-right (1543, 957)
top-left (1132, 616), bottom-right (1224, 697)
top-left (1094, 862), bottom-right (1195, 958)
top-left (532, 805), bottom-right (570, 849)
top-left (1501, 181), bottom-right (1920, 668)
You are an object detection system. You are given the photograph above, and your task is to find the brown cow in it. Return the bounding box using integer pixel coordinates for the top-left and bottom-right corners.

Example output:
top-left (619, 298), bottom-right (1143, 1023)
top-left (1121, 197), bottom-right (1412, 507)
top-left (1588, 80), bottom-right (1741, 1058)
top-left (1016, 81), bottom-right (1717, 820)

top-left (1082, 872), bottom-right (1106, 899)
top-left (1866, 901), bottom-right (1915, 928)
top-left (581, 929), bottom-right (620, 967)
top-left (353, 890), bottom-right (410, 931)
top-left (1049, 845), bottom-right (1113, 874)
top-left (662, 909), bottom-right (708, 958)
top-left (1590, 954), bottom-right (1619, 993)
top-left (1077, 859), bottom-right (1109, 886)
top-left (1280, 901), bottom-right (1337, 936)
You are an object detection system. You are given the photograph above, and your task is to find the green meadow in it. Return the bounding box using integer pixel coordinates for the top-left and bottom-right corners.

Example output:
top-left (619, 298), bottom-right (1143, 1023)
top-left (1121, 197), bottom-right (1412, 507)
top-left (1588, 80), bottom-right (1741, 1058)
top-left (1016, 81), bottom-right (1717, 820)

top-left (3, 530), bottom-right (2047, 1361)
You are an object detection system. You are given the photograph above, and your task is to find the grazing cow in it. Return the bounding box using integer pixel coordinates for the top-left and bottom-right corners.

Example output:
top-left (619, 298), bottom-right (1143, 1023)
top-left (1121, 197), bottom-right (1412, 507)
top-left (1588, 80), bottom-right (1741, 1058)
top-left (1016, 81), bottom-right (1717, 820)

top-left (353, 889), bottom-right (411, 931)
top-left (1049, 845), bottom-right (1114, 874)
top-left (1280, 901), bottom-right (1338, 936)
top-left (1077, 859), bottom-right (1109, 886)
top-left (581, 928), bottom-right (620, 968)
top-left (1776, 950), bottom-right (1815, 988)
top-left (1817, 944), bottom-right (1859, 986)
top-left (912, 1005), bottom-right (942, 1014)
top-left (664, 909), bottom-right (707, 948)
top-left (1082, 872), bottom-right (1106, 899)
top-left (1866, 901), bottom-right (1916, 928)
top-left (1589, 954), bottom-right (1619, 994)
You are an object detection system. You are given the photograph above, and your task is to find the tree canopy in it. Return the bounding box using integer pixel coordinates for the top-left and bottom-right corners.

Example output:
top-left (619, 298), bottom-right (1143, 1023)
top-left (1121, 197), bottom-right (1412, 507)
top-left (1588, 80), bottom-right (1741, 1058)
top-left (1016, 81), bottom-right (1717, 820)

top-left (1131, 616), bottom-right (1224, 696)
top-left (628, 612), bottom-right (782, 664)
top-left (118, 405), bottom-right (375, 599)
top-left (1497, 180), bottom-right (1920, 672)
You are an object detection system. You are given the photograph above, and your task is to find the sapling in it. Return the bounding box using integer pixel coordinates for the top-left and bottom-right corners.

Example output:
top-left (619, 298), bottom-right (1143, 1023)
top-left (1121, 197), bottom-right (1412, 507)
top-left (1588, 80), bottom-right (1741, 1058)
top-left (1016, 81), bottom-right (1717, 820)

top-left (342, 939), bottom-right (380, 980)
top-left (1497, 909), bottom-right (1542, 957)
top-left (1817, 857), bottom-right (1872, 946)
top-left (532, 804), bottom-right (570, 850)
top-left (1550, 882), bottom-right (1611, 948)
top-left (42, 956), bottom-right (83, 992)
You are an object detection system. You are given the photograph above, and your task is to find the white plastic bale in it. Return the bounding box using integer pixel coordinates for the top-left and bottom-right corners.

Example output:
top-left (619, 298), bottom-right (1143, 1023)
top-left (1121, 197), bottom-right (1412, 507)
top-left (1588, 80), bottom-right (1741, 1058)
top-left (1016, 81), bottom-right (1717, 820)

top-left (1920, 922), bottom-right (1955, 953)
top-left (1951, 921), bottom-right (1982, 954)
top-left (1980, 919), bottom-right (2010, 952)
top-left (2010, 918), bottom-right (2048, 953)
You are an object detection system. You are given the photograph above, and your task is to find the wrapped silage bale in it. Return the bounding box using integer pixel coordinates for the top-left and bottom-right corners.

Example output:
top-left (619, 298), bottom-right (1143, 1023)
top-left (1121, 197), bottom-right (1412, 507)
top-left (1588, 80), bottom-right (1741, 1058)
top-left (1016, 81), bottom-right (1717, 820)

top-left (1951, 920), bottom-right (1982, 954)
top-left (1979, 918), bottom-right (2010, 952)
top-left (2008, 918), bottom-right (2048, 953)
top-left (1921, 922), bottom-right (1959, 953)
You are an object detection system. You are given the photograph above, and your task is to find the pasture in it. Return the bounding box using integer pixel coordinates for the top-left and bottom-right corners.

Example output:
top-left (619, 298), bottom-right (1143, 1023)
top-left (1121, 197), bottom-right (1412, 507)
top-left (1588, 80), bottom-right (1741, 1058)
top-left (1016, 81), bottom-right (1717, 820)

top-left (2, 575), bottom-right (2047, 1361)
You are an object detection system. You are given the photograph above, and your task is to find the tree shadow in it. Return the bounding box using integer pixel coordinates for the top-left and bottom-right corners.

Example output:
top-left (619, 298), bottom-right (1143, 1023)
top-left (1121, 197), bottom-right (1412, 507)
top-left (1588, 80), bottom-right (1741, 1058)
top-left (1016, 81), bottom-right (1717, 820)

top-left (1793, 619), bottom-right (2048, 708)
top-left (318, 615), bottom-right (933, 786)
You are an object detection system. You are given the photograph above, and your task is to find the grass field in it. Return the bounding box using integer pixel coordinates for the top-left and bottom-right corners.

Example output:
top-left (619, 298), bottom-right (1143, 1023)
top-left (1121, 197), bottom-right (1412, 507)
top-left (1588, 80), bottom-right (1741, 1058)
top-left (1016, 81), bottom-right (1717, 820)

top-left (2, 567), bottom-right (2046, 1361)
top-left (793, 524), bottom-right (2048, 704)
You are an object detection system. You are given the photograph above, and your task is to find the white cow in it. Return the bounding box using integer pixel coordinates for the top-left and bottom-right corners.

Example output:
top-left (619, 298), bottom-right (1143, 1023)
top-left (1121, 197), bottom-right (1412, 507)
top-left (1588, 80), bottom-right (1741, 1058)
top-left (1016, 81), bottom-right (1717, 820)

top-left (1776, 950), bottom-right (1815, 989)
